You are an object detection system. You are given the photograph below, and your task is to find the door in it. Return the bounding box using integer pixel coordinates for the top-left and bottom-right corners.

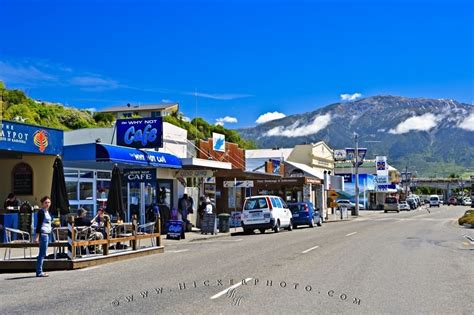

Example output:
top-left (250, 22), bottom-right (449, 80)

top-left (127, 182), bottom-right (141, 223)
top-left (143, 182), bottom-right (157, 224)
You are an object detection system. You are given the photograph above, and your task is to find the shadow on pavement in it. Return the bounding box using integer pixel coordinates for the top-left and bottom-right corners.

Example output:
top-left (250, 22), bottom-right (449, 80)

top-left (5, 275), bottom-right (38, 280)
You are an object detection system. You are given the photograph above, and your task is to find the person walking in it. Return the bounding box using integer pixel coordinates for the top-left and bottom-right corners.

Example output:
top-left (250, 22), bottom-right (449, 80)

top-left (35, 196), bottom-right (52, 277)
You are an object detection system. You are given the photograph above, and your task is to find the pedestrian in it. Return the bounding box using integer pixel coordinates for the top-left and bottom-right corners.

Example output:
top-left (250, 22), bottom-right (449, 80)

top-left (198, 196), bottom-right (206, 220)
top-left (178, 194), bottom-right (190, 225)
top-left (205, 197), bottom-right (214, 214)
top-left (35, 196), bottom-right (52, 277)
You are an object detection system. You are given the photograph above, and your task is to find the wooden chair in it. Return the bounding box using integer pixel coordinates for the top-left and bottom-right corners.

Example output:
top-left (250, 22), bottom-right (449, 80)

top-left (52, 227), bottom-right (69, 259)
top-left (137, 222), bottom-right (156, 247)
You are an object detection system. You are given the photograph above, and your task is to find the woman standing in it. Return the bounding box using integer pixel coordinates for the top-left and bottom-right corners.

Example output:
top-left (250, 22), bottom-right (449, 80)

top-left (35, 196), bottom-right (52, 277)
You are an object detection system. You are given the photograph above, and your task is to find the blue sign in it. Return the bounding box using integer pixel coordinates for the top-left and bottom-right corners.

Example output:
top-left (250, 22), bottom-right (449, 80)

top-left (166, 220), bottom-right (183, 240)
top-left (272, 159), bottom-right (281, 174)
top-left (123, 168), bottom-right (157, 183)
top-left (340, 174), bottom-right (353, 183)
top-left (116, 118), bottom-right (163, 149)
top-left (0, 121), bottom-right (63, 155)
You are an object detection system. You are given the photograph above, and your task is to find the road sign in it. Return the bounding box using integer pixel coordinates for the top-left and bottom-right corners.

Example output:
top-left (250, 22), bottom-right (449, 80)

top-left (330, 201), bottom-right (339, 208)
top-left (329, 191), bottom-right (339, 200)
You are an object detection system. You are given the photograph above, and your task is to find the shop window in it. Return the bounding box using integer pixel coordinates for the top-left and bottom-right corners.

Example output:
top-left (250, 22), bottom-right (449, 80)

top-left (66, 181), bottom-right (79, 200)
top-left (64, 169), bottom-right (79, 177)
top-left (79, 170), bottom-right (94, 178)
top-left (79, 182), bottom-right (93, 200)
top-left (12, 163), bottom-right (33, 195)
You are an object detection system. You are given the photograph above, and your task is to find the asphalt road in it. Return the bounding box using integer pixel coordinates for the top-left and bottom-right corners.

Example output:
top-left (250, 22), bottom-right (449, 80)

top-left (1, 205), bottom-right (473, 314)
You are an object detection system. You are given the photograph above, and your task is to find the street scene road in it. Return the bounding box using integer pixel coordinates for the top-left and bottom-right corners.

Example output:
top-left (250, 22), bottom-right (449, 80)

top-left (1, 205), bottom-right (472, 314)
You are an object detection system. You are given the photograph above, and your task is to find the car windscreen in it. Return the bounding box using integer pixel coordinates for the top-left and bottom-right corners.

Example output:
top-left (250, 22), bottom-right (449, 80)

top-left (430, 197), bottom-right (439, 201)
top-left (244, 198), bottom-right (268, 210)
top-left (385, 197), bottom-right (397, 204)
top-left (288, 204), bottom-right (304, 213)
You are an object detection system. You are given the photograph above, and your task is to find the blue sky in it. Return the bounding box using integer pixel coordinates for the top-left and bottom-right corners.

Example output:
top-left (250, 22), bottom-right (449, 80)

top-left (0, 0), bottom-right (472, 128)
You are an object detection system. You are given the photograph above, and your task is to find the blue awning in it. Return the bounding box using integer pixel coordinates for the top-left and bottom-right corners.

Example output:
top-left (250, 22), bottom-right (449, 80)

top-left (63, 143), bottom-right (182, 169)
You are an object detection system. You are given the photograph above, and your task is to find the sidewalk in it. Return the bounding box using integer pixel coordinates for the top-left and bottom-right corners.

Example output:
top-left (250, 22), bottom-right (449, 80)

top-left (324, 210), bottom-right (384, 223)
top-left (163, 226), bottom-right (244, 245)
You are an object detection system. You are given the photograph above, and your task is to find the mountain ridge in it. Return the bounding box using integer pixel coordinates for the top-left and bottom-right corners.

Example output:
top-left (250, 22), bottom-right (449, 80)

top-left (238, 95), bottom-right (474, 177)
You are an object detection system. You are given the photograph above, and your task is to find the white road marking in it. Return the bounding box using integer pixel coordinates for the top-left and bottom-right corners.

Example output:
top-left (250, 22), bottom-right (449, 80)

top-left (210, 278), bottom-right (253, 300)
top-left (302, 245), bottom-right (320, 254)
top-left (464, 235), bottom-right (474, 244)
top-left (346, 232), bottom-right (357, 237)
top-left (166, 249), bottom-right (190, 253)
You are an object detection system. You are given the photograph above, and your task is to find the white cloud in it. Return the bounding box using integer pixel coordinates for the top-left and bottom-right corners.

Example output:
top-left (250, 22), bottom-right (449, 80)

top-left (458, 113), bottom-right (474, 131)
top-left (70, 76), bottom-right (120, 91)
top-left (265, 113), bottom-right (331, 137)
top-left (388, 113), bottom-right (442, 134)
top-left (215, 116), bottom-right (238, 126)
top-left (0, 61), bottom-right (58, 86)
top-left (182, 116), bottom-right (191, 123)
top-left (83, 107), bottom-right (97, 112)
top-left (256, 111), bottom-right (286, 124)
top-left (340, 93), bottom-right (362, 101)
top-left (161, 99), bottom-right (173, 103)
top-left (185, 91), bottom-right (252, 100)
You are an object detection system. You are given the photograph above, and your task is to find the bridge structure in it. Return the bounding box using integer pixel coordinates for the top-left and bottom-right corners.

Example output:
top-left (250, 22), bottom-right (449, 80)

top-left (411, 177), bottom-right (474, 200)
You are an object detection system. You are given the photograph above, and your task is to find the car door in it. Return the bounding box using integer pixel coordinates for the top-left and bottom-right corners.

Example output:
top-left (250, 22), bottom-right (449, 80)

top-left (279, 198), bottom-right (291, 226)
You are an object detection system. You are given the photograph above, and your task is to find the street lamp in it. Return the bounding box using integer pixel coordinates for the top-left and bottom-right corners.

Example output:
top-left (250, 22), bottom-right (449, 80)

top-left (346, 133), bottom-right (367, 216)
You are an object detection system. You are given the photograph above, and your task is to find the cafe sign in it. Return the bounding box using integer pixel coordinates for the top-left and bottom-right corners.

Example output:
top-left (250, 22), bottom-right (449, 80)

top-left (123, 168), bottom-right (157, 183)
top-left (116, 118), bottom-right (163, 149)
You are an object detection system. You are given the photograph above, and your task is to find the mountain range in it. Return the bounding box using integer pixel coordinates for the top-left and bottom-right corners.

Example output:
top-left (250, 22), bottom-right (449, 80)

top-left (238, 96), bottom-right (474, 177)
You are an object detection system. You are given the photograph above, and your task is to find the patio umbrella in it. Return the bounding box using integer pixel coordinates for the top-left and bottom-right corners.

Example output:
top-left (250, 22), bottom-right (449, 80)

top-left (106, 165), bottom-right (125, 221)
top-left (50, 156), bottom-right (70, 219)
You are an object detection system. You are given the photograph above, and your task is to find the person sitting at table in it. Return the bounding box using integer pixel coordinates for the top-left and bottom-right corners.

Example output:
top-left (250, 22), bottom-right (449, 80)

top-left (75, 208), bottom-right (92, 226)
top-left (91, 208), bottom-right (105, 227)
top-left (4, 193), bottom-right (20, 209)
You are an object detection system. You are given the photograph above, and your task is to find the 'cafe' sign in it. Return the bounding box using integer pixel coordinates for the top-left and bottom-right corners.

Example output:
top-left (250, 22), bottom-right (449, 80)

top-left (116, 118), bottom-right (163, 149)
top-left (123, 169), bottom-right (157, 183)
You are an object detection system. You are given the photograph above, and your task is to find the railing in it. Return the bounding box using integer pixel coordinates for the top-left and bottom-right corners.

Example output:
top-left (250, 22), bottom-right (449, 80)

top-left (0, 215), bottom-right (161, 261)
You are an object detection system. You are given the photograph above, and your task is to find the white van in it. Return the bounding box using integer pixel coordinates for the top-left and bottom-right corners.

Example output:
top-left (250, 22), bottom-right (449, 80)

top-left (429, 195), bottom-right (440, 207)
top-left (241, 195), bottom-right (293, 234)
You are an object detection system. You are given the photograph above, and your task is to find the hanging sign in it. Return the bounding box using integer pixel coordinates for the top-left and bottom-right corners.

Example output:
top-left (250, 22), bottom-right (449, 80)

top-left (122, 168), bottom-right (157, 183)
top-left (334, 149), bottom-right (347, 161)
top-left (224, 180), bottom-right (254, 188)
top-left (212, 132), bottom-right (225, 152)
top-left (175, 170), bottom-right (214, 178)
top-left (116, 118), bottom-right (163, 148)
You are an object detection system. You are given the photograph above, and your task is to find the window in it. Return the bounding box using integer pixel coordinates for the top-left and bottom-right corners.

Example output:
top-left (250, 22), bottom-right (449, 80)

top-left (122, 112), bottom-right (132, 118)
top-left (12, 163), bottom-right (33, 195)
top-left (244, 198), bottom-right (268, 210)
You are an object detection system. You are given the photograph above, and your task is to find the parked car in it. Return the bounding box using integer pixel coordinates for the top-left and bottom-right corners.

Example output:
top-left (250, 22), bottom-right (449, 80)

top-left (399, 201), bottom-right (411, 211)
top-left (384, 197), bottom-right (400, 213)
top-left (429, 195), bottom-right (440, 207)
top-left (463, 198), bottom-right (472, 206)
top-left (406, 197), bottom-right (417, 210)
top-left (336, 199), bottom-right (355, 210)
top-left (447, 197), bottom-right (457, 206)
top-left (288, 202), bottom-right (322, 228)
top-left (241, 195), bottom-right (293, 234)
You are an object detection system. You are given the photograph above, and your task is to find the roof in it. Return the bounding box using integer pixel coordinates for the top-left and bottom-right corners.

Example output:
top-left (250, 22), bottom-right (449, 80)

top-left (284, 160), bottom-right (325, 179)
top-left (100, 103), bottom-right (178, 113)
top-left (245, 148), bottom-right (293, 159)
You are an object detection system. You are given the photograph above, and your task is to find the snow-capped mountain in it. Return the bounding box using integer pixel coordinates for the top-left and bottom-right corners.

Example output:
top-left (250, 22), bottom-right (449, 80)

top-left (238, 96), bottom-right (474, 176)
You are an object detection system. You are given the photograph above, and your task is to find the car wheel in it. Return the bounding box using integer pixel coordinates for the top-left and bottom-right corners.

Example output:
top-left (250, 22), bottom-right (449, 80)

top-left (293, 224), bottom-right (298, 229)
top-left (384, 210), bottom-right (387, 213)
top-left (259, 229), bottom-right (265, 234)
top-left (317, 217), bottom-right (322, 227)
top-left (287, 221), bottom-right (293, 231)
top-left (397, 210), bottom-right (400, 213)
top-left (273, 220), bottom-right (281, 233)
top-left (309, 218), bottom-right (314, 228)
top-left (243, 228), bottom-right (254, 235)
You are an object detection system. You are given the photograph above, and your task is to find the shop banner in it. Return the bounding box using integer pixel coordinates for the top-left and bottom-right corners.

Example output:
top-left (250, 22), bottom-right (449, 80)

top-left (334, 149), bottom-right (347, 161)
top-left (376, 156), bottom-right (388, 176)
top-left (116, 118), bottom-right (163, 149)
top-left (0, 121), bottom-right (63, 155)
top-left (122, 168), bottom-right (157, 183)
top-left (175, 170), bottom-right (214, 178)
top-left (212, 132), bottom-right (225, 152)
top-left (223, 180), bottom-right (254, 188)
top-left (339, 174), bottom-right (353, 183)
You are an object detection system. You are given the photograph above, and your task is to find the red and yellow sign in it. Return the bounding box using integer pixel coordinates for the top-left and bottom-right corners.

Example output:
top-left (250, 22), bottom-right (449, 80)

top-left (33, 130), bottom-right (49, 153)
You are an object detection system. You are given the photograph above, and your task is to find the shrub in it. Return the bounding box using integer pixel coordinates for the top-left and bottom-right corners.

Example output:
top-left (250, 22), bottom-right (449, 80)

top-left (458, 214), bottom-right (474, 226)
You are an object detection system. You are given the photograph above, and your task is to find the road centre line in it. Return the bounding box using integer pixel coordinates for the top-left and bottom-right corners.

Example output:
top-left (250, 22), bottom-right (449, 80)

top-left (302, 245), bottom-right (320, 254)
top-left (210, 278), bottom-right (253, 300)
top-left (345, 232), bottom-right (358, 237)
top-left (166, 249), bottom-right (190, 253)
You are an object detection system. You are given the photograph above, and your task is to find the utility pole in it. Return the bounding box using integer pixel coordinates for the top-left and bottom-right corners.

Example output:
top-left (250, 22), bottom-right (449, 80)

top-left (354, 133), bottom-right (360, 216)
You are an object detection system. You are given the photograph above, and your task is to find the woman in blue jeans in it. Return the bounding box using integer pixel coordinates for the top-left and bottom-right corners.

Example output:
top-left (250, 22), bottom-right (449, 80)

top-left (35, 196), bottom-right (52, 277)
